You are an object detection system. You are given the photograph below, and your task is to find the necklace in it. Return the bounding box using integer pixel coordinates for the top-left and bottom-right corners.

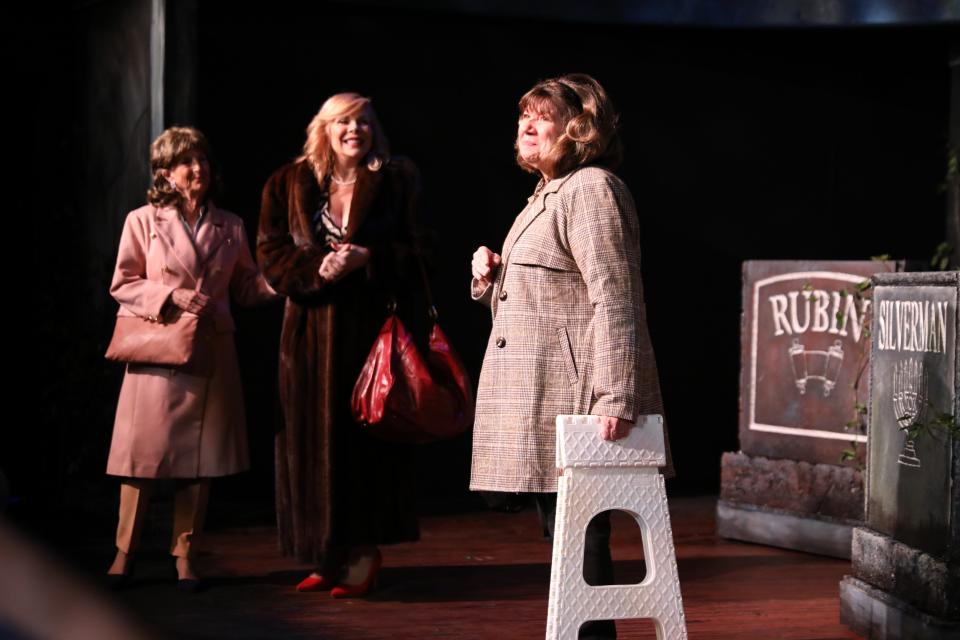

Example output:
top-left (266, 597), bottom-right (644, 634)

top-left (533, 179), bottom-right (546, 198)
top-left (331, 174), bottom-right (357, 186)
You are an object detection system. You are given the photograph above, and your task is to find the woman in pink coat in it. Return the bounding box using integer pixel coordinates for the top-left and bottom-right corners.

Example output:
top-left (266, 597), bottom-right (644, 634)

top-left (105, 127), bottom-right (277, 590)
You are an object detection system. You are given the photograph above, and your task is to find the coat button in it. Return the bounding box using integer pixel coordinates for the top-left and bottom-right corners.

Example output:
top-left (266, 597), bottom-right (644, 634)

top-left (496, 337), bottom-right (506, 348)
top-left (498, 290), bottom-right (508, 301)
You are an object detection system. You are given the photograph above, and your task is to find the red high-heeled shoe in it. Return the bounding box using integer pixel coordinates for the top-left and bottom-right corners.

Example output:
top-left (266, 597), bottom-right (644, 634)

top-left (296, 573), bottom-right (337, 592)
top-left (330, 549), bottom-right (382, 599)
top-left (296, 549), bottom-right (347, 592)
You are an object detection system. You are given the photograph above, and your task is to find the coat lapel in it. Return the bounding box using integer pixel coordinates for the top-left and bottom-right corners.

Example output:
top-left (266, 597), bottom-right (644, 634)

top-left (344, 165), bottom-right (382, 243)
top-left (152, 205), bottom-right (201, 285)
top-left (502, 174), bottom-right (569, 262)
top-left (286, 161), bottom-right (382, 248)
top-left (493, 173), bottom-right (576, 317)
top-left (293, 161), bottom-right (323, 247)
top-left (195, 205), bottom-right (233, 283)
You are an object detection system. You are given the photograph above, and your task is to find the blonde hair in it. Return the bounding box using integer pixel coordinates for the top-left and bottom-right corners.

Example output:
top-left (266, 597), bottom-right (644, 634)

top-left (299, 92), bottom-right (390, 184)
top-left (516, 73), bottom-right (622, 178)
top-left (147, 126), bottom-right (213, 207)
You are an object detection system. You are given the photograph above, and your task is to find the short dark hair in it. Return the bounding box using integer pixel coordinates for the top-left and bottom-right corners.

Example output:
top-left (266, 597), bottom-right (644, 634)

top-left (516, 73), bottom-right (623, 177)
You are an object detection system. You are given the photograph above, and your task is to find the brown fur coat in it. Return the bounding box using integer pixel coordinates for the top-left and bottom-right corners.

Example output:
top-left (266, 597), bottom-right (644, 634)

top-left (258, 158), bottom-right (422, 562)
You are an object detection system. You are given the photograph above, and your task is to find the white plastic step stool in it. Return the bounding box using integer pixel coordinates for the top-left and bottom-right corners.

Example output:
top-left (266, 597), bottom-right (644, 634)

top-left (545, 415), bottom-right (687, 640)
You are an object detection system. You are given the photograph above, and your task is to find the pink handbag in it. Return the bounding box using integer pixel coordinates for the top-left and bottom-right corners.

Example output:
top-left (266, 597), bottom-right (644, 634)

top-left (105, 266), bottom-right (209, 368)
top-left (105, 311), bottom-right (199, 366)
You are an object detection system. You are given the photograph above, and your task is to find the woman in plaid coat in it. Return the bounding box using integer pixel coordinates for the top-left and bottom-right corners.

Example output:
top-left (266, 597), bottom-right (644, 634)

top-left (470, 74), bottom-right (671, 640)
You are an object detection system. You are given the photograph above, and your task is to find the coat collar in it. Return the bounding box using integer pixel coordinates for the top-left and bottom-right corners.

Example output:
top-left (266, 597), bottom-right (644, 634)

top-left (152, 203), bottom-right (230, 288)
top-left (153, 205), bottom-right (200, 284)
top-left (195, 205), bottom-right (232, 276)
top-left (291, 160), bottom-right (383, 247)
top-left (344, 164), bottom-right (382, 242)
top-left (525, 173), bottom-right (566, 203)
top-left (503, 171), bottom-right (575, 261)
top-left (293, 161), bottom-right (321, 245)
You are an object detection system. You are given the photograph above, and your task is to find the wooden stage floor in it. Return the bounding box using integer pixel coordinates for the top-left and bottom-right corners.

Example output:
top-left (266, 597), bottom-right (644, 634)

top-left (102, 496), bottom-right (859, 639)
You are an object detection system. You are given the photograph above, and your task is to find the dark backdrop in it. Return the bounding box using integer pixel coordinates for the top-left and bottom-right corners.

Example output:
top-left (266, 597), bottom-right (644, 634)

top-left (9, 3), bottom-right (956, 530)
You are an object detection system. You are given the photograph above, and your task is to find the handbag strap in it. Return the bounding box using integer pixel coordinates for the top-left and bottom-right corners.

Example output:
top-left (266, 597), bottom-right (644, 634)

top-left (411, 244), bottom-right (438, 321)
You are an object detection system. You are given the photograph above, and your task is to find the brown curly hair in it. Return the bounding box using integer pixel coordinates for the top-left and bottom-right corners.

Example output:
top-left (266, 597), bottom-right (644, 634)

top-left (147, 126), bottom-right (216, 207)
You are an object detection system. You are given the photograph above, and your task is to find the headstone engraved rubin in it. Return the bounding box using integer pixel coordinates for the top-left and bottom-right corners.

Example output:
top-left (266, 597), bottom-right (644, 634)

top-left (718, 260), bottom-right (900, 558)
top-left (840, 271), bottom-right (960, 639)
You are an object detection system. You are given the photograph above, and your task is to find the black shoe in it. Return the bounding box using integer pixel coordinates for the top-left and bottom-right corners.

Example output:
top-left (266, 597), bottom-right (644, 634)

top-left (176, 577), bottom-right (203, 593)
top-left (105, 572), bottom-right (133, 590)
top-left (105, 557), bottom-right (135, 590)
top-left (173, 558), bottom-right (203, 593)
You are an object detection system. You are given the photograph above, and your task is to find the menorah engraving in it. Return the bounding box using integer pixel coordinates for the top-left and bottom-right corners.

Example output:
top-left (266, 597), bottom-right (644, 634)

top-left (892, 358), bottom-right (927, 469)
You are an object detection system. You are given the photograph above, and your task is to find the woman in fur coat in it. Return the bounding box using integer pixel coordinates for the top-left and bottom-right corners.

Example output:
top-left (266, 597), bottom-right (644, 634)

top-left (258, 93), bottom-right (421, 597)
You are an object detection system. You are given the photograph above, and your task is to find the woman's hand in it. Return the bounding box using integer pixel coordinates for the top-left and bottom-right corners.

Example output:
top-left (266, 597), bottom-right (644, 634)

top-left (170, 288), bottom-right (215, 316)
top-left (597, 416), bottom-right (633, 441)
top-left (471, 246), bottom-right (502, 287)
top-left (318, 242), bottom-right (370, 282)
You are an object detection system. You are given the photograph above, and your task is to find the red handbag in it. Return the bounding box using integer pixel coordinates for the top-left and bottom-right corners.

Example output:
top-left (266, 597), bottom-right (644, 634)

top-left (351, 254), bottom-right (474, 444)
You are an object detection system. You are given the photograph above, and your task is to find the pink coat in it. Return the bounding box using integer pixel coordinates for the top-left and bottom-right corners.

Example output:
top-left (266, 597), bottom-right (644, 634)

top-left (106, 204), bottom-right (277, 478)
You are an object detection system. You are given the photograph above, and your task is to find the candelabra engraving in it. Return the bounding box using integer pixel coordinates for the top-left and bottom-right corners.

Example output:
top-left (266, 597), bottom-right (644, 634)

top-left (892, 358), bottom-right (927, 469)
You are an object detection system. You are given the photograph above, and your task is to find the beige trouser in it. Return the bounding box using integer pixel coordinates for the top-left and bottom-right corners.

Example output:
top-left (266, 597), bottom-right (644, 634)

top-left (115, 479), bottom-right (210, 558)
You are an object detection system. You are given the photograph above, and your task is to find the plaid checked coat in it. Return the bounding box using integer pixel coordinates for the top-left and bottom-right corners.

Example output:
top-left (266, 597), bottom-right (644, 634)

top-left (470, 166), bottom-right (672, 492)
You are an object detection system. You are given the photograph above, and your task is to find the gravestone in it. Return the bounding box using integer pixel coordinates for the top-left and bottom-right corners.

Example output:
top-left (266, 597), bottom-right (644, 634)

top-left (840, 271), bottom-right (959, 639)
top-left (718, 260), bottom-right (899, 558)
